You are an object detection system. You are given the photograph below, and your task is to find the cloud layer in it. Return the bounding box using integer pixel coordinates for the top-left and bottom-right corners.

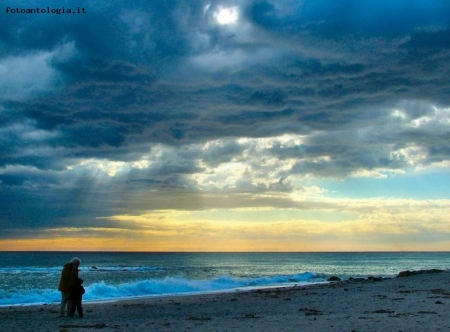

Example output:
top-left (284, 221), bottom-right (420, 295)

top-left (1, 0), bottom-right (450, 248)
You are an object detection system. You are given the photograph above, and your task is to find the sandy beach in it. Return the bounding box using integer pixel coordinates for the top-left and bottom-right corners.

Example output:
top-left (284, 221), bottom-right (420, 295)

top-left (1, 271), bottom-right (449, 332)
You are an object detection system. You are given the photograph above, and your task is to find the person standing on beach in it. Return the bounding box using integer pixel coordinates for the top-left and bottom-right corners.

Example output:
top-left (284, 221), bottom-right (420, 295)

top-left (58, 257), bottom-right (81, 317)
top-left (68, 278), bottom-right (85, 318)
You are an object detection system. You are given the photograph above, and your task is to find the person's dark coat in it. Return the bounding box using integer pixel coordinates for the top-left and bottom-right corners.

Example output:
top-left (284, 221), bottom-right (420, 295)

top-left (58, 263), bottom-right (78, 293)
top-left (69, 278), bottom-right (85, 301)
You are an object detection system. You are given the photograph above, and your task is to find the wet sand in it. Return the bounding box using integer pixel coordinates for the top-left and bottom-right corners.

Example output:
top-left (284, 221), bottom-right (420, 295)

top-left (1, 271), bottom-right (449, 332)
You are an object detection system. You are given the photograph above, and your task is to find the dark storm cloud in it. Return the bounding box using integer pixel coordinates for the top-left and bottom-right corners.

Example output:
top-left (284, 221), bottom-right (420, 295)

top-left (247, 0), bottom-right (450, 38)
top-left (1, 0), bottom-right (450, 232)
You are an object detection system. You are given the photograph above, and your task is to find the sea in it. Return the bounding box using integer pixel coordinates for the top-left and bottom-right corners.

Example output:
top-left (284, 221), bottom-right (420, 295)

top-left (1, 251), bottom-right (449, 307)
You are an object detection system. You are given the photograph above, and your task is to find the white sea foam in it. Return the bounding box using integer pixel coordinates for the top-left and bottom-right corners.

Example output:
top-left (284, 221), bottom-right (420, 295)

top-left (0, 273), bottom-right (316, 306)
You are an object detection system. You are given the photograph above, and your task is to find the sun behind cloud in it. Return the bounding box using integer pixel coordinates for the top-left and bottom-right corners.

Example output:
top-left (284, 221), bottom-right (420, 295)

top-left (214, 6), bottom-right (239, 25)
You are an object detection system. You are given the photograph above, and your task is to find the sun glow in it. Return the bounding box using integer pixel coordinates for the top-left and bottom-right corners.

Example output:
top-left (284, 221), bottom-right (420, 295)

top-left (215, 6), bottom-right (239, 25)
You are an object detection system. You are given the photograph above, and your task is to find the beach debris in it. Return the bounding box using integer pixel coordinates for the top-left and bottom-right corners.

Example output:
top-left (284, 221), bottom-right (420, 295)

top-left (298, 308), bottom-right (323, 316)
top-left (389, 312), bottom-right (415, 318)
top-left (59, 323), bottom-right (107, 329)
top-left (397, 269), bottom-right (443, 278)
top-left (186, 316), bottom-right (211, 321)
top-left (430, 288), bottom-right (450, 296)
top-left (348, 277), bottom-right (366, 282)
top-left (122, 303), bottom-right (141, 307)
top-left (327, 276), bottom-right (341, 282)
top-left (347, 276), bottom-right (383, 282)
top-left (368, 276), bottom-right (383, 282)
top-left (244, 313), bottom-right (260, 319)
top-left (365, 309), bottom-right (395, 314)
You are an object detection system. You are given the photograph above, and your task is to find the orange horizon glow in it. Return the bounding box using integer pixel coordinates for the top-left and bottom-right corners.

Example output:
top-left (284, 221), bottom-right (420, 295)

top-left (1, 237), bottom-right (449, 252)
top-left (2, 198), bottom-right (450, 253)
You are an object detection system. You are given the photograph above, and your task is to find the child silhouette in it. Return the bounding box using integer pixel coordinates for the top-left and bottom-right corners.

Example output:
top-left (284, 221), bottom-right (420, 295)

top-left (68, 278), bottom-right (85, 318)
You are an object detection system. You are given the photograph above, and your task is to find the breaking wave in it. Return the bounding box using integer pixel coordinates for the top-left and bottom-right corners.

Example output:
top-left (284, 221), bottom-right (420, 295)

top-left (0, 272), bottom-right (316, 306)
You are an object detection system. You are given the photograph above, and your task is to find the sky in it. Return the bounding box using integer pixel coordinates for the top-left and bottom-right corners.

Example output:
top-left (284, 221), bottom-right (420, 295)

top-left (1, 0), bottom-right (450, 251)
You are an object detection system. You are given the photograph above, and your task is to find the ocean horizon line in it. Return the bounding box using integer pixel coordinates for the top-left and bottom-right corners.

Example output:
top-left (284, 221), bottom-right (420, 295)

top-left (1, 250), bottom-right (450, 253)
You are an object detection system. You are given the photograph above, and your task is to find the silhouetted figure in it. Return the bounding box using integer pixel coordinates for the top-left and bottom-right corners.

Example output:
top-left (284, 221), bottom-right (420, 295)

top-left (58, 257), bottom-right (81, 316)
top-left (68, 277), bottom-right (85, 318)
